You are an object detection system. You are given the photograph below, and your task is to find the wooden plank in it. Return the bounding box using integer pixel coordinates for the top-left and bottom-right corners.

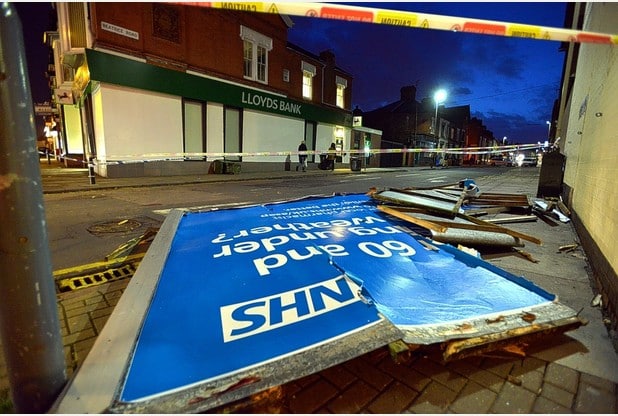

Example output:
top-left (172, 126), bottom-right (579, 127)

top-left (459, 213), bottom-right (542, 245)
top-left (463, 206), bottom-right (510, 215)
top-left (442, 316), bottom-right (586, 361)
top-left (377, 205), bottom-right (447, 233)
top-left (379, 205), bottom-right (541, 245)
top-left (484, 215), bottom-right (538, 224)
top-left (467, 192), bottom-right (531, 208)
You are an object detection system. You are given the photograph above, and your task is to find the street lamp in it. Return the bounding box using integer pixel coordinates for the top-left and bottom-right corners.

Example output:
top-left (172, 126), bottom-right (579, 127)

top-left (546, 120), bottom-right (551, 140)
top-left (433, 89), bottom-right (447, 168)
top-left (434, 89), bottom-right (447, 137)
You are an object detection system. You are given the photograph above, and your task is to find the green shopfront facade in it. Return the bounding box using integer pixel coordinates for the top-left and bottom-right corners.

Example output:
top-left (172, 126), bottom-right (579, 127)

top-left (79, 49), bottom-right (353, 177)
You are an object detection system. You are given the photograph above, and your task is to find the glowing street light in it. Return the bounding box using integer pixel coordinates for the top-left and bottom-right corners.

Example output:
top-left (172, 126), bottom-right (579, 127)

top-left (433, 89), bottom-right (447, 168)
top-left (546, 120), bottom-right (551, 140)
top-left (434, 89), bottom-right (447, 136)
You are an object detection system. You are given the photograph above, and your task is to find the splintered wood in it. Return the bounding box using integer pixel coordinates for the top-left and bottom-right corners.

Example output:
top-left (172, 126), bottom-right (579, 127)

top-left (371, 182), bottom-right (541, 250)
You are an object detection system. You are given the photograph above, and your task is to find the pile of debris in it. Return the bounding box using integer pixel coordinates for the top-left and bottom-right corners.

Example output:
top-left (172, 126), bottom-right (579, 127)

top-left (368, 178), bottom-right (571, 261)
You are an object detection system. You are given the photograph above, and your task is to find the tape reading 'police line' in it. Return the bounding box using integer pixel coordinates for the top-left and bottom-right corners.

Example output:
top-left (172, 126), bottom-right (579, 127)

top-left (174, 2), bottom-right (618, 45)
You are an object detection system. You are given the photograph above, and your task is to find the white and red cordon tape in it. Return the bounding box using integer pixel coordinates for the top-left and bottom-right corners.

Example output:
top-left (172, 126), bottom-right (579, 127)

top-left (176, 2), bottom-right (618, 45)
top-left (90, 144), bottom-right (542, 165)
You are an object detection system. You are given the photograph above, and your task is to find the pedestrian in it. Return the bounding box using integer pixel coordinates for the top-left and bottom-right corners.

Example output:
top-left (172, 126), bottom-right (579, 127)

top-left (327, 143), bottom-right (336, 171)
top-left (297, 140), bottom-right (307, 171)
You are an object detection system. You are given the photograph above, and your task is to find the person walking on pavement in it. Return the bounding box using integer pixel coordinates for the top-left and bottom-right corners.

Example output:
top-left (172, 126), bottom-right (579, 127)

top-left (297, 140), bottom-right (307, 172)
top-left (327, 143), bottom-right (337, 171)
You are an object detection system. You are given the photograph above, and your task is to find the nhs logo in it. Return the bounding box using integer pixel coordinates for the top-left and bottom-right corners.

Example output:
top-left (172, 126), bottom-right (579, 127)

top-left (220, 276), bottom-right (362, 342)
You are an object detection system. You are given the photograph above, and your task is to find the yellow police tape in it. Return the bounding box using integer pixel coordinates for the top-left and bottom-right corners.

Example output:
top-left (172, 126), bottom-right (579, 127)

top-left (178, 2), bottom-right (618, 45)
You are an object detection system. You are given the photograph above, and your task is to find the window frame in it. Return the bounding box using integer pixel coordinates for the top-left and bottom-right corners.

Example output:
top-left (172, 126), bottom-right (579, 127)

top-left (302, 71), bottom-right (313, 100)
top-left (182, 99), bottom-right (207, 161)
top-left (335, 75), bottom-right (347, 109)
top-left (240, 26), bottom-right (272, 84)
top-left (302, 61), bottom-right (317, 100)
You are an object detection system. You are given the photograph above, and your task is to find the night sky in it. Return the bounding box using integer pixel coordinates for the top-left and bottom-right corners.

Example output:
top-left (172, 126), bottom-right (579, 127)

top-left (14, 2), bottom-right (56, 137)
top-left (287, 2), bottom-right (568, 144)
top-left (14, 2), bottom-right (567, 144)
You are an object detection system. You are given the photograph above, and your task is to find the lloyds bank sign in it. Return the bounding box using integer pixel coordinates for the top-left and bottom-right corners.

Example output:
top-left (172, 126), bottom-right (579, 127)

top-left (85, 48), bottom-right (351, 127)
top-left (240, 91), bottom-right (303, 116)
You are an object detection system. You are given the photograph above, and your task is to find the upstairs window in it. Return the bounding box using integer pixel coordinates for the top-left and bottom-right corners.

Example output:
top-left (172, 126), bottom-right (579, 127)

top-left (257, 45), bottom-right (267, 81)
top-left (302, 61), bottom-right (316, 100)
top-left (65, 2), bottom-right (88, 50)
top-left (336, 76), bottom-right (347, 109)
top-left (243, 41), bottom-right (253, 78)
top-left (240, 26), bottom-right (272, 84)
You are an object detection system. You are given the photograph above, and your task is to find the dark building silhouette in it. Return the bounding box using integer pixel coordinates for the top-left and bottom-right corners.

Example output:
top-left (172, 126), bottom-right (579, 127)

top-left (361, 85), bottom-right (475, 167)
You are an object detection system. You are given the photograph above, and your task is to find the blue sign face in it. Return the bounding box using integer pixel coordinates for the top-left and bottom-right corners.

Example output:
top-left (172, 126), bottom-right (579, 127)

top-left (119, 194), bottom-right (553, 402)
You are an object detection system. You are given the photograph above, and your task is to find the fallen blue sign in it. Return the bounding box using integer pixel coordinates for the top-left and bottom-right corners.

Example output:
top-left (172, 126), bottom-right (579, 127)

top-left (53, 193), bottom-right (582, 414)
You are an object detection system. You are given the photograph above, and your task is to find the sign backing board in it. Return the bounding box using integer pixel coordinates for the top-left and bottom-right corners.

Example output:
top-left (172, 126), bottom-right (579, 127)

top-left (54, 193), bottom-right (580, 413)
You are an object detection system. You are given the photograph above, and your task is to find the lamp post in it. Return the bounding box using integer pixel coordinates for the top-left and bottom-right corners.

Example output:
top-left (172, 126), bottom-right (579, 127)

top-left (546, 120), bottom-right (551, 140)
top-left (434, 89), bottom-right (447, 137)
top-left (433, 89), bottom-right (447, 167)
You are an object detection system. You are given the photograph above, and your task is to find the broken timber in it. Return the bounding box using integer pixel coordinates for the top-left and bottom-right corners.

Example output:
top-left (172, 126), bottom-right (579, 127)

top-left (377, 205), bottom-right (541, 247)
top-left (370, 183), bottom-right (541, 249)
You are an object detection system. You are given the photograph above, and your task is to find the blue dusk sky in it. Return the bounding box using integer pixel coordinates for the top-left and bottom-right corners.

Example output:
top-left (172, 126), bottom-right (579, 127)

top-left (286, 2), bottom-right (569, 144)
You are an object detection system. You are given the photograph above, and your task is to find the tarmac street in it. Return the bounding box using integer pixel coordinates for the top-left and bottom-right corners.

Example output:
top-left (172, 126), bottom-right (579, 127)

top-left (1, 161), bottom-right (617, 413)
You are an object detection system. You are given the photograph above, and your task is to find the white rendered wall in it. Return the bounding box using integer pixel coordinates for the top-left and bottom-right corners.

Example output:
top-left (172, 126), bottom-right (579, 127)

top-left (563, 3), bottom-right (618, 273)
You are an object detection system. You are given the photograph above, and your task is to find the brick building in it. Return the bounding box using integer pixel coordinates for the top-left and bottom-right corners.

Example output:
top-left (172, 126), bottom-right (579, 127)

top-left (50, 3), bottom-right (354, 177)
top-left (360, 85), bottom-right (473, 167)
top-left (464, 117), bottom-right (496, 165)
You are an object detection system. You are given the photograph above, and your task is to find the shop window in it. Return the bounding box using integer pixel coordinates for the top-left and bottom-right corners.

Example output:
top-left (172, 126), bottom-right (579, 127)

top-left (224, 107), bottom-right (242, 162)
top-left (304, 120), bottom-right (316, 162)
top-left (183, 100), bottom-right (206, 160)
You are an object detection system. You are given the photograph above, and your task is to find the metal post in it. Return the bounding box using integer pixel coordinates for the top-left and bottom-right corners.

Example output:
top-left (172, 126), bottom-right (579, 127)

top-left (88, 156), bottom-right (96, 184)
top-left (0, 4), bottom-right (67, 413)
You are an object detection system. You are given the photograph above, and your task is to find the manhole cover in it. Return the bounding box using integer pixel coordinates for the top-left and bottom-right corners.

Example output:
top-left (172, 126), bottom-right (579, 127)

top-left (87, 219), bottom-right (142, 235)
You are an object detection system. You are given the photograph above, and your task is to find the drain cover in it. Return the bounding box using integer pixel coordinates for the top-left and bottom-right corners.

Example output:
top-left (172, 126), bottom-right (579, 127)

top-left (87, 219), bottom-right (142, 235)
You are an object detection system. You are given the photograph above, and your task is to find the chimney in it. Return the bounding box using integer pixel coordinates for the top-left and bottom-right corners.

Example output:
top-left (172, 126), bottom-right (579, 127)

top-left (400, 85), bottom-right (417, 101)
top-left (319, 49), bottom-right (336, 66)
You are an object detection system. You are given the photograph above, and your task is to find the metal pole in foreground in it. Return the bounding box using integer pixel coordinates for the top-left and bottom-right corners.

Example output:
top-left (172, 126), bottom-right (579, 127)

top-left (0, 4), bottom-right (67, 413)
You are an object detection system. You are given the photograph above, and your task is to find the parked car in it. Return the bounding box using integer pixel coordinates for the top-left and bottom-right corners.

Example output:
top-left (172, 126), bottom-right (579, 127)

top-left (489, 156), bottom-right (512, 166)
top-left (515, 153), bottom-right (538, 167)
